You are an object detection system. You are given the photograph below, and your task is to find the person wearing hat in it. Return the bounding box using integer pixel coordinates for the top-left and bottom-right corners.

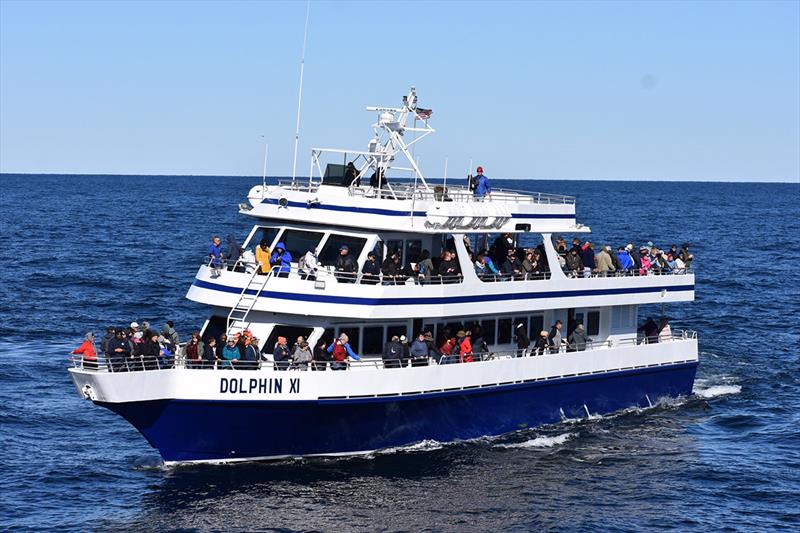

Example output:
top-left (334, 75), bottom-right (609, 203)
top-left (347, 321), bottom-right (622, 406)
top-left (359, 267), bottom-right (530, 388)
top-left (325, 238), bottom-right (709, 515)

top-left (222, 337), bottom-right (240, 369)
top-left (106, 328), bottom-right (130, 372)
top-left (334, 244), bottom-right (358, 283)
top-left (595, 245), bottom-right (615, 277)
top-left (473, 166), bottom-right (492, 200)
top-left (382, 335), bottom-right (403, 369)
top-left (456, 330), bottom-right (473, 363)
top-left (617, 246), bottom-right (634, 273)
top-left (270, 242), bottom-right (292, 278)
top-left (638, 246), bottom-right (652, 276)
top-left (361, 250), bottom-right (381, 284)
top-left (515, 323), bottom-right (530, 357)
top-left (72, 332), bottom-right (98, 369)
top-left (568, 322), bottom-right (592, 352)
top-left (398, 334), bottom-right (410, 367)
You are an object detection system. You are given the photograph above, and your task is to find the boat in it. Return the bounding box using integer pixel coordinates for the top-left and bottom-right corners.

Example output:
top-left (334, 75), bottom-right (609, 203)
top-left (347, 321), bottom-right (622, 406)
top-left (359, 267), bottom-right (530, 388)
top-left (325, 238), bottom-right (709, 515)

top-left (69, 87), bottom-right (699, 465)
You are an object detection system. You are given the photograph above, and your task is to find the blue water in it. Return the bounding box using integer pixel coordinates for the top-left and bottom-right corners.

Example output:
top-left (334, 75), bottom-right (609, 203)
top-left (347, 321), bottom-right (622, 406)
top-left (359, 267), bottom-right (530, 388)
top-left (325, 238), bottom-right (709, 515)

top-left (1, 175), bottom-right (798, 531)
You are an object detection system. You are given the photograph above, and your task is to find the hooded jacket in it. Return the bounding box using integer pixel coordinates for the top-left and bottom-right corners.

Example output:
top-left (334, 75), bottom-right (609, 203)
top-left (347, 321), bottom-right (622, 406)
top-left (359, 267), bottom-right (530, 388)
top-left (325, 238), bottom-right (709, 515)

top-left (270, 243), bottom-right (292, 274)
top-left (617, 250), bottom-right (634, 271)
top-left (226, 235), bottom-right (241, 263)
top-left (568, 326), bottom-right (591, 351)
top-left (595, 249), bottom-right (614, 272)
top-left (474, 174), bottom-right (492, 197)
top-left (256, 245), bottom-right (271, 273)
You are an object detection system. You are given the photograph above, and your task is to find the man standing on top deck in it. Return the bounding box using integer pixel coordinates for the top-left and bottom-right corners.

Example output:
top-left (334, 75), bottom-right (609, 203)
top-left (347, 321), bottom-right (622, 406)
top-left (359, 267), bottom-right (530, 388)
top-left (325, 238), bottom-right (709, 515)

top-left (473, 166), bottom-right (492, 200)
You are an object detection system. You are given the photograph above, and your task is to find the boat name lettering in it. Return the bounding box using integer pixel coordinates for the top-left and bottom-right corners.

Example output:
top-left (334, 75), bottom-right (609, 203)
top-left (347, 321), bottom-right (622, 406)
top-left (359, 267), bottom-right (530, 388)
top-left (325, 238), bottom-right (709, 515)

top-left (219, 377), bottom-right (300, 395)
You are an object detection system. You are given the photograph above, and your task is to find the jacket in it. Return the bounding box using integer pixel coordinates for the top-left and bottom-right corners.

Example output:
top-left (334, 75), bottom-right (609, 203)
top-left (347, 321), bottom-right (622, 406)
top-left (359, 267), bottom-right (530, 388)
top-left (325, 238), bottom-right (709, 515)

top-left (580, 248), bottom-right (595, 270)
top-left (595, 250), bottom-right (614, 272)
top-left (335, 254), bottom-right (357, 273)
top-left (202, 344), bottom-right (217, 363)
top-left (222, 345), bottom-right (239, 368)
top-left (565, 252), bottom-right (583, 271)
top-left (226, 235), bottom-right (240, 263)
top-left (270, 243), bottom-right (292, 274)
top-left (383, 340), bottom-right (403, 361)
top-left (72, 340), bottom-right (97, 360)
top-left (244, 344), bottom-right (259, 362)
top-left (361, 259), bottom-right (380, 276)
top-left (617, 250), bottom-right (634, 271)
top-left (568, 327), bottom-right (591, 351)
top-left (438, 258), bottom-right (460, 277)
top-left (501, 257), bottom-right (523, 276)
top-left (327, 341), bottom-right (360, 361)
top-left (484, 257), bottom-right (499, 274)
top-left (256, 246), bottom-right (271, 273)
top-left (106, 337), bottom-right (129, 356)
top-left (474, 174), bottom-right (492, 197)
top-left (515, 330), bottom-right (530, 350)
top-left (293, 346), bottom-right (312, 364)
top-left (409, 339), bottom-right (429, 358)
top-left (273, 344), bottom-right (291, 362)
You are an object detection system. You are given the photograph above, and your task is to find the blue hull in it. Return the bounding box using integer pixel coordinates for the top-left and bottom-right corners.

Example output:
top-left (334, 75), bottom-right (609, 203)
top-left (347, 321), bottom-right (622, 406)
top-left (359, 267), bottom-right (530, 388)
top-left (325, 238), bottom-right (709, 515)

top-left (99, 362), bottom-right (698, 463)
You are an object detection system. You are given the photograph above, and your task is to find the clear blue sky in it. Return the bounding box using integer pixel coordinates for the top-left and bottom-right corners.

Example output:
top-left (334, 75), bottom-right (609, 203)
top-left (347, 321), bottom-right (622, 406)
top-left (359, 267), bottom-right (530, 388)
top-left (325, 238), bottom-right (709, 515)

top-left (1, 0), bottom-right (798, 181)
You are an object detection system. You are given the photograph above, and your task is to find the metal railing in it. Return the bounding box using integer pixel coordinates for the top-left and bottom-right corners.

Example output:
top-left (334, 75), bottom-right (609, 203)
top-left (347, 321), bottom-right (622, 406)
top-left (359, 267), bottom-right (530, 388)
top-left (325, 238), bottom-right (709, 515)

top-left (560, 266), bottom-right (691, 278)
top-left (69, 330), bottom-right (697, 373)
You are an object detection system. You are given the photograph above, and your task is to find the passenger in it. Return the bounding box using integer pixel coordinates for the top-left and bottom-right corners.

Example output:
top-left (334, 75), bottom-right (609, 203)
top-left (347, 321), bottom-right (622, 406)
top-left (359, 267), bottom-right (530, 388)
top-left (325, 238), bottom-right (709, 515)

top-left (439, 336), bottom-right (457, 364)
top-left (202, 337), bottom-right (218, 369)
top-left (658, 317), bottom-right (673, 342)
top-left (208, 235), bottom-right (224, 276)
top-left (457, 330), bottom-right (473, 363)
top-left (515, 323), bottom-right (530, 357)
top-left (312, 339), bottom-right (330, 371)
top-left (242, 336), bottom-right (260, 370)
top-left (565, 248), bottom-right (583, 278)
top-left (141, 332), bottom-right (161, 370)
top-left (343, 161), bottom-right (358, 187)
top-left (533, 330), bottom-right (549, 356)
top-left (474, 253), bottom-right (490, 279)
top-left (381, 251), bottom-right (402, 285)
top-left (399, 335), bottom-right (410, 367)
top-left (361, 251), bottom-right (381, 284)
top-left (369, 168), bottom-right (387, 188)
top-left (327, 333), bottom-right (361, 370)
top-left (334, 245), bottom-right (358, 283)
top-left (382, 335), bottom-right (403, 369)
top-left (158, 335), bottom-right (174, 369)
top-left (185, 332), bottom-right (204, 369)
top-left (100, 327), bottom-right (115, 355)
top-left (72, 332), bottom-right (98, 369)
top-left (483, 252), bottom-right (500, 280)
top-left (547, 320), bottom-right (563, 354)
top-left (639, 246), bottom-right (652, 276)
top-left (410, 333), bottom-right (430, 367)
top-left (554, 236), bottom-right (568, 255)
top-left (493, 233), bottom-right (513, 266)
top-left (617, 246), bottom-right (634, 273)
top-left (272, 336), bottom-right (291, 370)
top-left (501, 248), bottom-right (524, 280)
top-left (222, 338), bottom-right (240, 369)
top-left (424, 331), bottom-right (441, 364)
top-left (162, 321), bottom-right (179, 348)
top-left (106, 328), bottom-right (129, 372)
top-left (521, 250), bottom-right (537, 279)
top-left (473, 166), bottom-right (492, 199)
top-left (417, 250), bottom-right (435, 284)
top-left (226, 235), bottom-right (241, 268)
top-left (437, 249), bottom-right (461, 283)
top-left (270, 242), bottom-right (292, 278)
top-left (567, 323), bottom-right (591, 351)
top-left (299, 248), bottom-right (319, 281)
top-left (216, 334), bottom-right (228, 361)
top-left (256, 239), bottom-right (271, 274)
top-left (595, 245), bottom-right (615, 277)
top-left (639, 317), bottom-right (659, 344)
top-left (651, 249), bottom-right (668, 274)
top-left (580, 242), bottom-right (595, 278)
top-left (627, 243), bottom-right (642, 271)
top-left (680, 243), bottom-right (694, 270)
top-left (291, 340), bottom-right (311, 371)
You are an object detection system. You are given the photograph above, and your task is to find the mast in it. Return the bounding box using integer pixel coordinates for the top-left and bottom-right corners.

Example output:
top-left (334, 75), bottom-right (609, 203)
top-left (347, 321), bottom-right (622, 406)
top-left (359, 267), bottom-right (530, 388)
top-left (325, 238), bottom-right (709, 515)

top-left (291, 0), bottom-right (311, 183)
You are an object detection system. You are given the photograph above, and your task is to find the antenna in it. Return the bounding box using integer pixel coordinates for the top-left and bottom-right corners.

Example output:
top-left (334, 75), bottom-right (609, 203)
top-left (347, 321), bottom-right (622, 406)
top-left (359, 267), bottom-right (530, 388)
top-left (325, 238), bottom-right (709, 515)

top-left (443, 156), bottom-right (448, 197)
top-left (261, 137), bottom-right (269, 192)
top-left (291, 0), bottom-right (311, 183)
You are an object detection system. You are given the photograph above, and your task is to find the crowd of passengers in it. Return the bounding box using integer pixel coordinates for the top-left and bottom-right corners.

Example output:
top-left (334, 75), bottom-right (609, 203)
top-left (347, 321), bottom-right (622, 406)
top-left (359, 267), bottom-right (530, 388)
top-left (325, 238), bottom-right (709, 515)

top-left (553, 236), bottom-right (694, 278)
top-left (207, 231), bottom-right (693, 285)
top-left (72, 315), bottom-right (675, 372)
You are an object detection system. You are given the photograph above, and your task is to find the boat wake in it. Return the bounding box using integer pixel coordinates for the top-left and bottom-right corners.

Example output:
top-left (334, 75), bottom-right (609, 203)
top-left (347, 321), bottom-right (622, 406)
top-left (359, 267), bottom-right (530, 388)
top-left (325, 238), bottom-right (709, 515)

top-left (496, 432), bottom-right (576, 449)
top-left (692, 377), bottom-right (742, 399)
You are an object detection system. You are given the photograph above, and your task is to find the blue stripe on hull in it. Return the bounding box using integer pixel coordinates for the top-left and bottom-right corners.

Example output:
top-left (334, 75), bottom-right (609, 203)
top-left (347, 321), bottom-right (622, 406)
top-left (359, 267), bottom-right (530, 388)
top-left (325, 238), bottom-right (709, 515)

top-left (192, 278), bottom-right (695, 306)
top-left (99, 362), bottom-right (698, 463)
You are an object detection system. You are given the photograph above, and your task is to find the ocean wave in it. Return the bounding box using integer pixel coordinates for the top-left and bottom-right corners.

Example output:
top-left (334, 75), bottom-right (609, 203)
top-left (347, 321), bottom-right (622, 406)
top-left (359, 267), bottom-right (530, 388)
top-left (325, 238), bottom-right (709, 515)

top-left (497, 433), bottom-right (575, 449)
top-left (693, 384), bottom-right (742, 399)
top-left (377, 439), bottom-right (445, 455)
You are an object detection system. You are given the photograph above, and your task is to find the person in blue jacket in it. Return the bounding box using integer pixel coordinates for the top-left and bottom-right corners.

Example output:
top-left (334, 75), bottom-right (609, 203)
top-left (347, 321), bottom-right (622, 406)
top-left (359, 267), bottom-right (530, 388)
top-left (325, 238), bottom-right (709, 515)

top-left (270, 242), bottom-right (292, 277)
top-left (208, 235), bottom-right (223, 276)
top-left (327, 333), bottom-right (361, 371)
top-left (222, 338), bottom-right (239, 369)
top-left (473, 166), bottom-right (492, 199)
top-left (617, 247), bottom-right (634, 272)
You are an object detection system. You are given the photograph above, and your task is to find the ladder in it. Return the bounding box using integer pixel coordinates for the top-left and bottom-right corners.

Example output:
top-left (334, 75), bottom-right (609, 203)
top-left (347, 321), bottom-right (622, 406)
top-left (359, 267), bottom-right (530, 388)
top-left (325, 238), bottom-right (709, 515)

top-left (226, 268), bottom-right (272, 336)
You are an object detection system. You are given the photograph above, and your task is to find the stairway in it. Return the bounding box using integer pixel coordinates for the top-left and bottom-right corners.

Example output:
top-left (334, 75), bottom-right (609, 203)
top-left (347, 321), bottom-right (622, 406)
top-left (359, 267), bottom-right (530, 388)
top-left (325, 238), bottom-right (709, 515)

top-left (226, 268), bottom-right (271, 336)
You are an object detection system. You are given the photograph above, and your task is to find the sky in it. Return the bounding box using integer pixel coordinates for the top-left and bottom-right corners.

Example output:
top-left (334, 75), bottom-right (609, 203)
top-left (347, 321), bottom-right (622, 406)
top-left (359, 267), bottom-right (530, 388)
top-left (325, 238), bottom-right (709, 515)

top-left (1, 0), bottom-right (798, 182)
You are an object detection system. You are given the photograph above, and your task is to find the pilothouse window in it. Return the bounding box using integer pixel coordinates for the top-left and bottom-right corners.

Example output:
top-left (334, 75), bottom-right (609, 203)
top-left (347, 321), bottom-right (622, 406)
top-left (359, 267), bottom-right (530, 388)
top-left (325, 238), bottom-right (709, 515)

top-left (277, 229), bottom-right (325, 262)
top-left (319, 235), bottom-right (367, 266)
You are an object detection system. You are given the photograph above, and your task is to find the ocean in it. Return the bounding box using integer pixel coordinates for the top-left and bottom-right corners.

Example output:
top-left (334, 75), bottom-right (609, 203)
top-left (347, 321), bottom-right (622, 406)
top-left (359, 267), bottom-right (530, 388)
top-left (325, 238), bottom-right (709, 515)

top-left (0, 175), bottom-right (798, 531)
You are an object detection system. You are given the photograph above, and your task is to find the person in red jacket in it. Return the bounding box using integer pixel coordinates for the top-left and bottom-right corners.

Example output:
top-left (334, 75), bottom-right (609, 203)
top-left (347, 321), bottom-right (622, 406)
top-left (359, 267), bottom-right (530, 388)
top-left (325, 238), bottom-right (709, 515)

top-left (72, 332), bottom-right (97, 369)
top-left (326, 333), bottom-right (361, 370)
top-left (457, 330), bottom-right (473, 363)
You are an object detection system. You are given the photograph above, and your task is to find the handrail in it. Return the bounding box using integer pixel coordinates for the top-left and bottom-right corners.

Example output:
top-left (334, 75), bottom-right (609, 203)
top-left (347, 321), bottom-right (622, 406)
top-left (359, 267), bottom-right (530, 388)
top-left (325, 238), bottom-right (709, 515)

top-left (69, 330), bottom-right (697, 372)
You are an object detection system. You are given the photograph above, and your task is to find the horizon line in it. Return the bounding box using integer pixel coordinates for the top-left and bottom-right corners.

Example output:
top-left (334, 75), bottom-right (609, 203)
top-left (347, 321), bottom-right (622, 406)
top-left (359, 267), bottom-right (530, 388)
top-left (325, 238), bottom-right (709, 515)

top-left (0, 172), bottom-right (797, 184)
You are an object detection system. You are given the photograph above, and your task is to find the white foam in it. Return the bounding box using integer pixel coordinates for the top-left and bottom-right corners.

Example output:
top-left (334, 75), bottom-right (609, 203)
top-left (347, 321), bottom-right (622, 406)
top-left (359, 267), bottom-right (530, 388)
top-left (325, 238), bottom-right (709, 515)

top-left (498, 432), bottom-right (575, 449)
top-left (693, 384), bottom-right (742, 399)
top-left (378, 439), bottom-right (444, 455)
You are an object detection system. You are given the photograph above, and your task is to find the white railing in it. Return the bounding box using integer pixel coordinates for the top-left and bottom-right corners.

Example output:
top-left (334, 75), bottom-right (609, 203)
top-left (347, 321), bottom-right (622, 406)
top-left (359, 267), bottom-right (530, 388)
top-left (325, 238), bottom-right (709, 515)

top-left (69, 330), bottom-right (697, 373)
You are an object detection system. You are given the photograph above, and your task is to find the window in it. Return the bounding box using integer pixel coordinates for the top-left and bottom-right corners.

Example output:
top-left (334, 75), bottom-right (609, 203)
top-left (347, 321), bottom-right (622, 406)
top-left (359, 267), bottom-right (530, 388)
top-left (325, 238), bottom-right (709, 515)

top-left (200, 315), bottom-right (227, 343)
top-left (611, 305), bottom-right (637, 332)
top-left (587, 311), bottom-right (600, 336)
top-left (481, 319), bottom-right (496, 345)
top-left (498, 318), bottom-right (512, 344)
top-left (362, 326), bottom-right (384, 355)
top-left (529, 315), bottom-right (544, 339)
top-left (250, 226), bottom-right (280, 250)
top-left (278, 229), bottom-right (324, 263)
top-left (322, 328), bottom-right (335, 346)
top-left (386, 240), bottom-right (403, 260)
top-left (337, 326), bottom-right (361, 353)
top-left (387, 324), bottom-right (407, 342)
top-left (263, 325), bottom-right (314, 355)
top-left (320, 235), bottom-right (368, 266)
top-left (405, 240), bottom-right (422, 263)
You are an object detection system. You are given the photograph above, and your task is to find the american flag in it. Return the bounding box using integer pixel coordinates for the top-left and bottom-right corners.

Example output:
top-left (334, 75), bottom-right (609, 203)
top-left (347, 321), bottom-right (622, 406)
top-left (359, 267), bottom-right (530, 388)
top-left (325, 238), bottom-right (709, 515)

top-left (416, 107), bottom-right (433, 120)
